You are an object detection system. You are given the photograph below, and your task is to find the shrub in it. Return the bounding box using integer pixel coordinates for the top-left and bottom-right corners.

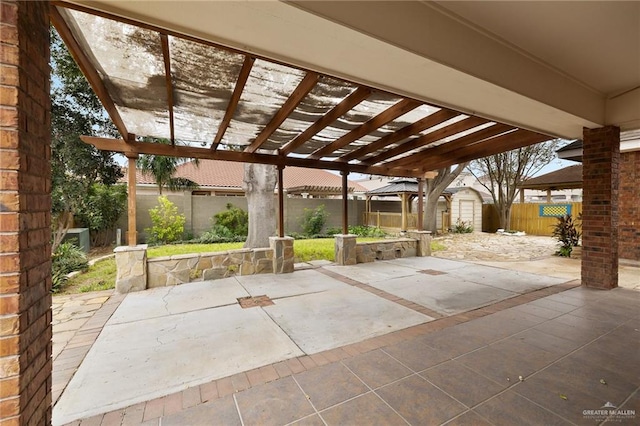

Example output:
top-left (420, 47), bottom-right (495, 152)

top-left (211, 203), bottom-right (248, 237)
top-left (452, 218), bottom-right (473, 233)
top-left (300, 205), bottom-right (329, 236)
top-left (552, 214), bottom-right (580, 257)
top-left (145, 196), bottom-right (186, 244)
top-left (74, 183), bottom-right (127, 247)
top-left (348, 225), bottom-right (387, 238)
top-left (52, 241), bottom-right (88, 292)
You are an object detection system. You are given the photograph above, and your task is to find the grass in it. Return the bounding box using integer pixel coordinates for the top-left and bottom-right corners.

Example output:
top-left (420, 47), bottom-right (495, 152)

top-left (146, 238), bottom-right (386, 262)
top-left (430, 239), bottom-right (447, 252)
top-left (62, 257), bottom-right (117, 294)
top-left (147, 242), bottom-right (244, 258)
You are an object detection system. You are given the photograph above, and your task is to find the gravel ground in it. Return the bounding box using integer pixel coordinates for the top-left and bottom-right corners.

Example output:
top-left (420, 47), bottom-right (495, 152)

top-left (433, 232), bottom-right (561, 261)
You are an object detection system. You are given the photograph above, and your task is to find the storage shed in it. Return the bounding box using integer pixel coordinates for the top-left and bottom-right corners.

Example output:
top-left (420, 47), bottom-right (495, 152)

top-left (435, 187), bottom-right (484, 232)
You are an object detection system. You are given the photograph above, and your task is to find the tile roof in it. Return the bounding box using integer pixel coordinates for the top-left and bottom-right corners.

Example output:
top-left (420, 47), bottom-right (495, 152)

top-left (124, 160), bottom-right (368, 192)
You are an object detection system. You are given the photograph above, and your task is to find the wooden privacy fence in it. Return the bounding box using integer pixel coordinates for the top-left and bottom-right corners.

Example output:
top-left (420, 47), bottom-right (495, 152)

top-left (483, 202), bottom-right (583, 236)
top-left (363, 212), bottom-right (419, 230)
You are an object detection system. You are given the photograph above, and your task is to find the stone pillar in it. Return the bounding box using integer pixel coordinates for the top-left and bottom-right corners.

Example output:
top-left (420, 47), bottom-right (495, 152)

top-left (269, 236), bottom-right (294, 273)
top-left (335, 234), bottom-right (357, 265)
top-left (619, 151), bottom-right (640, 264)
top-left (114, 245), bottom-right (148, 293)
top-left (0, 1), bottom-right (52, 424)
top-left (407, 230), bottom-right (432, 257)
top-left (581, 126), bottom-right (619, 289)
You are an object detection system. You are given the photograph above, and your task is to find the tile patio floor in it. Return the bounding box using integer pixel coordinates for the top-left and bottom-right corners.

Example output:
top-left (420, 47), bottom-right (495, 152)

top-left (54, 258), bottom-right (639, 426)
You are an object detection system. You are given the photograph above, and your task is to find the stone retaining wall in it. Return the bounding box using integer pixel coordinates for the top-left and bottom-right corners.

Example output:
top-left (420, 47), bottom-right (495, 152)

top-left (355, 239), bottom-right (417, 263)
top-left (147, 248), bottom-right (273, 288)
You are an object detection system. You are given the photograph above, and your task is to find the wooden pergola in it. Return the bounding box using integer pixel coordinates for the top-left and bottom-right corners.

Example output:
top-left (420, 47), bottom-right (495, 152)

top-left (50, 2), bottom-right (552, 245)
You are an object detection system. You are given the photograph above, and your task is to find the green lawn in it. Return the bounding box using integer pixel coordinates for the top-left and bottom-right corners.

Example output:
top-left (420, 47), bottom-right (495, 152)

top-left (61, 237), bottom-right (443, 294)
top-left (61, 257), bottom-right (117, 294)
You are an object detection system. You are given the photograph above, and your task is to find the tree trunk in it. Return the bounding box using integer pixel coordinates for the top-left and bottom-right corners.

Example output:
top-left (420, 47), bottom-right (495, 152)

top-left (424, 193), bottom-right (440, 233)
top-left (243, 162), bottom-right (277, 248)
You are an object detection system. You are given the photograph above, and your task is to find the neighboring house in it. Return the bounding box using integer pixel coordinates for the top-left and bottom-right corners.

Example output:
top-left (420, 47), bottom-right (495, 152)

top-left (124, 160), bottom-right (367, 198)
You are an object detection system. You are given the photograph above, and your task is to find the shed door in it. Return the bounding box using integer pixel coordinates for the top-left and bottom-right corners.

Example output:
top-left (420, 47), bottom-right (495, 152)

top-left (459, 200), bottom-right (475, 225)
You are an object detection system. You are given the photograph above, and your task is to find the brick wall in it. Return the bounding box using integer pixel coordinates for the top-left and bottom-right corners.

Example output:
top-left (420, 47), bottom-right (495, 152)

top-left (619, 150), bottom-right (640, 262)
top-left (581, 126), bottom-right (619, 289)
top-left (0, 1), bottom-right (52, 424)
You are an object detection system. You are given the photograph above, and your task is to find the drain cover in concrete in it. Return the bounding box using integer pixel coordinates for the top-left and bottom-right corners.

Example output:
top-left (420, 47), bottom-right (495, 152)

top-left (419, 269), bottom-right (448, 276)
top-left (238, 295), bottom-right (274, 308)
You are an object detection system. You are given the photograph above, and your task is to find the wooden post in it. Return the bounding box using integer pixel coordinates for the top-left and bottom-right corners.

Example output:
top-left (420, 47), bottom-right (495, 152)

top-left (127, 155), bottom-right (138, 246)
top-left (401, 192), bottom-right (408, 231)
top-left (342, 171), bottom-right (349, 234)
top-left (377, 211), bottom-right (380, 228)
top-left (546, 189), bottom-right (552, 203)
top-left (520, 189), bottom-right (525, 204)
top-left (417, 178), bottom-right (424, 231)
top-left (278, 165), bottom-right (285, 237)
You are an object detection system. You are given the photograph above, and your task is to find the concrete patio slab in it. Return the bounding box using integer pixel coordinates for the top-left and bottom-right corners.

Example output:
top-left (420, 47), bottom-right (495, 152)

top-left (447, 265), bottom-right (567, 293)
top-left (367, 273), bottom-right (518, 315)
top-left (262, 285), bottom-right (432, 354)
top-left (390, 256), bottom-right (469, 271)
top-left (109, 278), bottom-right (249, 324)
top-left (235, 269), bottom-right (343, 299)
top-left (323, 261), bottom-right (418, 283)
top-left (53, 304), bottom-right (304, 425)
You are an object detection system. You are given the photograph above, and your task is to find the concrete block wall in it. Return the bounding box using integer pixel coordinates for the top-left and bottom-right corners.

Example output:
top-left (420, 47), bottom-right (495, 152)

top-left (0, 1), bottom-right (52, 424)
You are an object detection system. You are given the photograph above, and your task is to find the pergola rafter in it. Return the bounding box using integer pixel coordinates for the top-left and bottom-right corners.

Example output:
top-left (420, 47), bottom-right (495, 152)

top-left (211, 56), bottom-right (255, 152)
top-left (53, 1), bottom-right (554, 179)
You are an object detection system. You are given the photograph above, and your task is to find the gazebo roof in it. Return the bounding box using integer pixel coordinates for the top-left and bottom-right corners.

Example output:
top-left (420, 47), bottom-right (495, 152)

top-left (52, 3), bottom-right (552, 179)
top-left (366, 178), bottom-right (419, 196)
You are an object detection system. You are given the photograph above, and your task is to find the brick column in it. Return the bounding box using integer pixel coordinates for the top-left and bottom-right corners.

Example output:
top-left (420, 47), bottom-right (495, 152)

top-left (619, 151), bottom-right (640, 263)
top-left (581, 126), bottom-right (619, 289)
top-left (0, 1), bottom-right (52, 424)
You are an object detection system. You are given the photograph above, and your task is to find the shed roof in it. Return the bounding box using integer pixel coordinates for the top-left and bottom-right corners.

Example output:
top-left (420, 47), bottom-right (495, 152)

top-left (51, 3), bottom-right (552, 179)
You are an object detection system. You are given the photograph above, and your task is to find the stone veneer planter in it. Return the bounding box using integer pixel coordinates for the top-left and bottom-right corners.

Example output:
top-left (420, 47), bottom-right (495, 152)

top-left (147, 248), bottom-right (273, 288)
top-left (355, 239), bottom-right (417, 263)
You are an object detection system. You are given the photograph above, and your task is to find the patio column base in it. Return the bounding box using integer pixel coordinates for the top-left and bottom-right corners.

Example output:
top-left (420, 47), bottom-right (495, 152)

top-left (407, 231), bottom-right (432, 256)
top-left (114, 245), bottom-right (148, 293)
top-left (335, 234), bottom-right (357, 265)
top-left (270, 236), bottom-right (294, 274)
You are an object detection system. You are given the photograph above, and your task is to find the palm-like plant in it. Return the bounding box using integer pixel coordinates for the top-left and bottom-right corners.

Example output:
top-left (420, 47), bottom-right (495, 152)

top-left (136, 138), bottom-right (199, 195)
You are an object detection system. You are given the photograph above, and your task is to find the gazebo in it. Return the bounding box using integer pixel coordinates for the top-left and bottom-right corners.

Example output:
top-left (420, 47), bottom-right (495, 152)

top-left (365, 178), bottom-right (424, 232)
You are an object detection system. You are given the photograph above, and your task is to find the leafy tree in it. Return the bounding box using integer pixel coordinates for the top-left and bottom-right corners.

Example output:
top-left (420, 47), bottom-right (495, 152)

top-left (136, 139), bottom-right (199, 195)
top-left (50, 28), bottom-right (122, 249)
top-left (145, 196), bottom-right (186, 244)
top-left (74, 184), bottom-right (128, 246)
top-left (467, 140), bottom-right (560, 230)
top-left (424, 163), bottom-right (469, 233)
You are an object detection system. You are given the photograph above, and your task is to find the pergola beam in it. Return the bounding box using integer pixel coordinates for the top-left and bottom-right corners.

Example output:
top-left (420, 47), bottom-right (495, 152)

top-left (409, 130), bottom-right (551, 172)
top-left (81, 136), bottom-right (422, 177)
top-left (245, 71), bottom-right (320, 153)
top-left (160, 34), bottom-right (175, 145)
top-left (362, 116), bottom-right (488, 166)
top-left (211, 56), bottom-right (255, 151)
top-left (279, 86), bottom-right (372, 156)
top-left (50, 6), bottom-right (131, 141)
top-left (308, 99), bottom-right (421, 159)
top-left (384, 123), bottom-right (514, 169)
top-left (338, 109), bottom-right (459, 163)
